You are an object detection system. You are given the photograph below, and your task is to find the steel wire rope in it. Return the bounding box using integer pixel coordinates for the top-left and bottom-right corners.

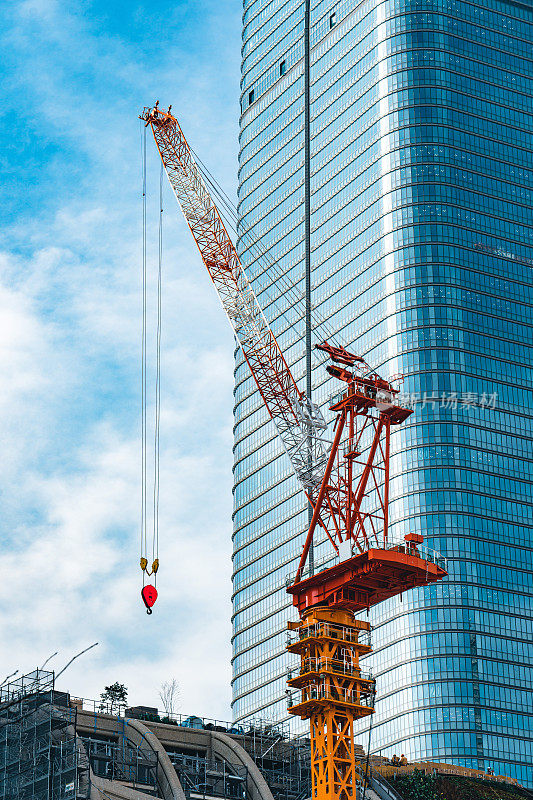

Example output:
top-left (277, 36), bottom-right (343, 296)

top-left (140, 122), bottom-right (148, 582)
top-left (152, 161), bottom-right (164, 577)
top-left (192, 157), bottom-right (309, 350)
top-left (199, 171), bottom-right (340, 349)
top-left (232, 205), bottom-right (388, 387)
top-left (190, 167), bottom-right (399, 403)
top-left (196, 170), bottom-right (349, 395)
top-left (235, 219), bottom-right (341, 349)
top-left (191, 159), bottom-right (390, 384)
top-left (190, 148), bottom-right (343, 352)
top-left (195, 170), bottom-right (388, 386)
top-left (192, 161), bottom-right (394, 401)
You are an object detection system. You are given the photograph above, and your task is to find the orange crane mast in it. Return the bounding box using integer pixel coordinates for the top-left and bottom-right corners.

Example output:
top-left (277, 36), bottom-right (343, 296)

top-left (285, 344), bottom-right (446, 800)
top-left (141, 104), bottom-right (447, 800)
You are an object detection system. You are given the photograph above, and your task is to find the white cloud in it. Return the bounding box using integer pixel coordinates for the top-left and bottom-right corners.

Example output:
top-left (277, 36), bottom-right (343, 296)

top-left (0, 266), bottom-right (52, 406)
top-left (0, 263), bottom-right (235, 716)
top-left (0, 0), bottom-right (240, 720)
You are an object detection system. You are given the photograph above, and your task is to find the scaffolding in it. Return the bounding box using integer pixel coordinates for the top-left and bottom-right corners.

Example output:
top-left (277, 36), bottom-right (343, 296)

top-left (84, 707), bottom-right (311, 800)
top-left (167, 752), bottom-right (248, 800)
top-left (0, 670), bottom-right (88, 800)
top-left (81, 733), bottom-right (159, 794)
top-left (61, 697), bottom-right (312, 800)
top-left (164, 719), bottom-right (310, 800)
top-left (230, 721), bottom-right (311, 800)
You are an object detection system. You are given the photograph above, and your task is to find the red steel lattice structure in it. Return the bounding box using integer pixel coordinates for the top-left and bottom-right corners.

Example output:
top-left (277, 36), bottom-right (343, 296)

top-left (141, 103), bottom-right (447, 800)
top-left (287, 341), bottom-right (447, 617)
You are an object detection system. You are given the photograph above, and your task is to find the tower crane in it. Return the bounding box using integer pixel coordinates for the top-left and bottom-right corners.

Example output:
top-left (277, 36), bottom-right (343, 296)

top-left (141, 104), bottom-right (447, 800)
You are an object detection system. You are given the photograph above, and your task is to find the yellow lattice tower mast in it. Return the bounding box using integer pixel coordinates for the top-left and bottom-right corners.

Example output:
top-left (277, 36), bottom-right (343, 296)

top-left (287, 607), bottom-right (374, 800)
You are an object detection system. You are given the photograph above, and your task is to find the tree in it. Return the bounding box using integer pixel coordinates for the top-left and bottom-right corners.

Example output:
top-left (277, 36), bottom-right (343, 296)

top-left (159, 678), bottom-right (179, 718)
top-left (99, 682), bottom-right (128, 714)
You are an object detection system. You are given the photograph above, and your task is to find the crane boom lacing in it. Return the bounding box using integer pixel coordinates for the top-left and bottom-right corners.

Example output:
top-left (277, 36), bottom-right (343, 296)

top-left (141, 104), bottom-right (329, 496)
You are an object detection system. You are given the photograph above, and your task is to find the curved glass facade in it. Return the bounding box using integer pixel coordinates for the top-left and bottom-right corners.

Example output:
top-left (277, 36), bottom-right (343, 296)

top-left (234, 0), bottom-right (532, 787)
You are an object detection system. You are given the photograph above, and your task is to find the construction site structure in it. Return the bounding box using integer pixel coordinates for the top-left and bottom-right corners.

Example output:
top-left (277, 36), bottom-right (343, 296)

top-left (4, 670), bottom-right (522, 800)
top-left (140, 104), bottom-right (447, 800)
top-left (0, 669), bottom-right (311, 800)
top-left (0, 670), bottom-right (89, 800)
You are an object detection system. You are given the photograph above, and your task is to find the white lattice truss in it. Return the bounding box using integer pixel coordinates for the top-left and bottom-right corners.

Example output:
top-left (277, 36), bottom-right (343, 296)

top-left (144, 108), bottom-right (329, 496)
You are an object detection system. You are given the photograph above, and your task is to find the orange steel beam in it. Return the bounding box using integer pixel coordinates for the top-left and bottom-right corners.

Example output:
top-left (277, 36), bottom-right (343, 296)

top-left (287, 607), bottom-right (375, 800)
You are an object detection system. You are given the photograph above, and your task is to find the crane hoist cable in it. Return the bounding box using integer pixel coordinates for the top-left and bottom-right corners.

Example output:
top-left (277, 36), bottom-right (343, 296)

top-left (139, 125), bottom-right (162, 615)
top-left (189, 149), bottom-right (385, 385)
top-left (153, 160), bottom-right (163, 570)
top-left (140, 121), bottom-right (147, 575)
top-left (190, 147), bottom-right (343, 353)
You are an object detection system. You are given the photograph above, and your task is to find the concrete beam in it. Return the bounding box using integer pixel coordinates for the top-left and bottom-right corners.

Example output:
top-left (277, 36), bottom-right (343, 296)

top-left (210, 730), bottom-right (275, 800)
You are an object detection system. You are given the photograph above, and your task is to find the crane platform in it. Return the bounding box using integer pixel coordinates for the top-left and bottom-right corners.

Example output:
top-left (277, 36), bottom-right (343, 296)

top-left (288, 538), bottom-right (447, 615)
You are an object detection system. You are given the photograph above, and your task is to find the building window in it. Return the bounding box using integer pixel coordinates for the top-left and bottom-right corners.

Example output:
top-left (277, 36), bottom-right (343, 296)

top-left (329, 11), bottom-right (336, 28)
top-left (279, 60), bottom-right (286, 76)
top-left (248, 89), bottom-right (254, 105)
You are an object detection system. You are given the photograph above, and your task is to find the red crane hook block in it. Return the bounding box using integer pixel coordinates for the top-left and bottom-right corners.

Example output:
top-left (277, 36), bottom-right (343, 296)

top-left (141, 585), bottom-right (158, 614)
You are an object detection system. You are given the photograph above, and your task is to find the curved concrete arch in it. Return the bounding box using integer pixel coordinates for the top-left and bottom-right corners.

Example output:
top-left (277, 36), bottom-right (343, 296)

top-left (210, 730), bottom-right (275, 800)
top-left (77, 709), bottom-right (275, 800)
top-left (90, 773), bottom-right (161, 800)
top-left (124, 717), bottom-right (187, 800)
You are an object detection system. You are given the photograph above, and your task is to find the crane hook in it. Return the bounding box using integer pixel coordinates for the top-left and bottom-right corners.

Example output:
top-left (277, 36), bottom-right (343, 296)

top-left (141, 584), bottom-right (158, 614)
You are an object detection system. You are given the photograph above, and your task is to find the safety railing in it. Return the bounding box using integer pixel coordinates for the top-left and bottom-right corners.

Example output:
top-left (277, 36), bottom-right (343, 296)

top-left (328, 389), bottom-right (347, 408)
top-left (292, 658), bottom-right (374, 682)
top-left (71, 697), bottom-right (285, 739)
top-left (292, 537), bottom-right (447, 584)
top-left (287, 621), bottom-right (372, 648)
top-left (371, 761), bottom-right (521, 787)
top-left (365, 766), bottom-right (405, 800)
top-left (297, 683), bottom-right (375, 706)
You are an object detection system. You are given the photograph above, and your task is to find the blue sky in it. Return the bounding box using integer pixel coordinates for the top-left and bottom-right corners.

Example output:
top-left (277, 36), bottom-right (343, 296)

top-left (0, 0), bottom-right (241, 719)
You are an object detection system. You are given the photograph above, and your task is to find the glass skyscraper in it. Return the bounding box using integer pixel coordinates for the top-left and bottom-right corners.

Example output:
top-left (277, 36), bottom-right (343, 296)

top-left (233, 0), bottom-right (532, 786)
